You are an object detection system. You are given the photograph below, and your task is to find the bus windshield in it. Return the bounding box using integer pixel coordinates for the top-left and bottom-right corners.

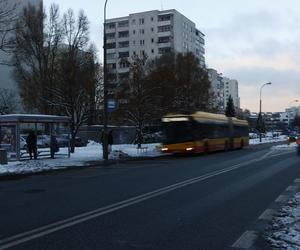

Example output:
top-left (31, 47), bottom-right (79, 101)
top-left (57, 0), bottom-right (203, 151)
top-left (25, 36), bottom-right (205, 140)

top-left (162, 121), bottom-right (194, 144)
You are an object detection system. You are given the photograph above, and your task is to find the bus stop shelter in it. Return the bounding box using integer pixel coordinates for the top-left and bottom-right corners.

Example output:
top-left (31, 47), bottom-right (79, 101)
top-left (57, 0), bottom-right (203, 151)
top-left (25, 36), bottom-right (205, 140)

top-left (0, 114), bottom-right (71, 161)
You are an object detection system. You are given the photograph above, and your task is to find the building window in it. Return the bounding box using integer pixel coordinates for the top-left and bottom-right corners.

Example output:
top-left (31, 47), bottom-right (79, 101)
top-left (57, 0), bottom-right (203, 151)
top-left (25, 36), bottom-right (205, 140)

top-left (118, 31), bottom-right (129, 38)
top-left (133, 40), bottom-right (136, 46)
top-left (151, 27), bottom-right (154, 32)
top-left (140, 40), bottom-right (145, 46)
top-left (151, 38), bottom-right (154, 43)
top-left (106, 42), bottom-right (116, 49)
top-left (158, 25), bottom-right (171, 32)
top-left (158, 47), bottom-right (171, 54)
top-left (107, 53), bottom-right (116, 60)
top-left (119, 51), bottom-right (129, 58)
top-left (151, 49), bottom-right (154, 54)
top-left (139, 18), bottom-right (144, 25)
top-left (140, 50), bottom-right (145, 56)
top-left (133, 30), bottom-right (136, 35)
top-left (139, 29), bottom-right (144, 34)
top-left (158, 14), bottom-right (171, 22)
top-left (133, 51), bottom-right (136, 55)
top-left (119, 41), bottom-right (129, 48)
top-left (158, 36), bottom-right (170, 43)
top-left (118, 20), bottom-right (129, 28)
top-left (106, 33), bottom-right (115, 39)
top-left (151, 17), bottom-right (154, 21)
top-left (106, 23), bottom-right (116, 29)
top-left (119, 61), bottom-right (130, 68)
top-left (132, 19), bottom-right (136, 25)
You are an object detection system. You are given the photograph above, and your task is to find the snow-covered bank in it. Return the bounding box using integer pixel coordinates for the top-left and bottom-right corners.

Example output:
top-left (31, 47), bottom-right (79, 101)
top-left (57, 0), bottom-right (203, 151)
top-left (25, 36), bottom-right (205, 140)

top-left (266, 192), bottom-right (300, 249)
top-left (0, 142), bottom-right (163, 176)
top-left (249, 135), bottom-right (287, 145)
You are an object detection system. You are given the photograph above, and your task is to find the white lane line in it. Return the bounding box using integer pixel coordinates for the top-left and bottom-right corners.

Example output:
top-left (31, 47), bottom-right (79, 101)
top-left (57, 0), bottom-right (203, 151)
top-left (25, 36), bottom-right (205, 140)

top-left (232, 230), bottom-right (258, 249)
top-left (286, 185), bottom-right (298, 192)
top-left (0, 150), bottom-right (289, 249)
top-left (275, 195), bottom-right (290, 203)
top-left (258, 209), bottom-right (276, 221)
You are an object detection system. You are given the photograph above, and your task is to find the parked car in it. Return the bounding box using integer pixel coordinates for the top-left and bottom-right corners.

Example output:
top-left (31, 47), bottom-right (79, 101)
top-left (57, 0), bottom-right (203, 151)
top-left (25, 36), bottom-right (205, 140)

top-left (56, 134), bottom-right (86, 147)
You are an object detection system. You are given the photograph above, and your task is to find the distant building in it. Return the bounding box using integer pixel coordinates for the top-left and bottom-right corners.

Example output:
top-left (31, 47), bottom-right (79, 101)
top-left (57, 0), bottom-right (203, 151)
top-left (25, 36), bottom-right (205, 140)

top-left (207, 68), bottom-right (224, 112)
top-left (223, 77), bottom-right (240, 109)
top-left (0, 0), bottom-right (43, 112)
top-left (104, 9), bottom-right (205, 96)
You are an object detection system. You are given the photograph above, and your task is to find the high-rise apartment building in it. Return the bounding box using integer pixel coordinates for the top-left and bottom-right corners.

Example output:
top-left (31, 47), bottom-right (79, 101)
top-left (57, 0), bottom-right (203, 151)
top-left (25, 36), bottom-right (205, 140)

top-left (0, 0), bottom-right (42, 111)
top-left (223, 78), bottom-right (240, 109)
top-left (207, 68), bottom-right (225, 112)
top-left (105, 9), bottom-right (205, 89)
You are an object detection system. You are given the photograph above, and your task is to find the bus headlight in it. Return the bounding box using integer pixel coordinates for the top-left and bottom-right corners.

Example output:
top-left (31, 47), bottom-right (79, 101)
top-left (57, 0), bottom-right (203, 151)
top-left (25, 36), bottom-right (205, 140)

top-left (162, 147), bottom-right (169, 152)
top-left (186, 147), bottom-right (194, 151)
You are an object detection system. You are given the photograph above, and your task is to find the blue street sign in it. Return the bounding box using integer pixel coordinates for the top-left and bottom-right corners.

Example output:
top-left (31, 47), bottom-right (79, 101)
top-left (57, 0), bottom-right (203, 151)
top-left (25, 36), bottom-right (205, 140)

top-left (107, 99), bottom-right (116, 113)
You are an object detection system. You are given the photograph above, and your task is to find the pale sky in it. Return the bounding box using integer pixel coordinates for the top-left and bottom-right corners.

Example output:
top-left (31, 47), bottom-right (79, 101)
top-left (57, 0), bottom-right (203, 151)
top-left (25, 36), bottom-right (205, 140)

top-left (45, 0), bottom-right (300, 112)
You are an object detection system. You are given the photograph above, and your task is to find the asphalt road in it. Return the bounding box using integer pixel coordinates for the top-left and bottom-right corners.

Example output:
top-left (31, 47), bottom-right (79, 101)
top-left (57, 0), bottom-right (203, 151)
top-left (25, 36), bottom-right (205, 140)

top-left (0, 144), bottom-right (300, 249)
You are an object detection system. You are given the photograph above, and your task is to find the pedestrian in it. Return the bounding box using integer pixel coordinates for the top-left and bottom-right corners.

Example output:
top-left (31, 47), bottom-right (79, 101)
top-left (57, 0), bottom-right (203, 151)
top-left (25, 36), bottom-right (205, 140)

top-left (108, 130), bottom-right (113, 154)
top-left (26, 131), bottom-right (37, 160)
top-left (50, 135), bottom-right (59, 159)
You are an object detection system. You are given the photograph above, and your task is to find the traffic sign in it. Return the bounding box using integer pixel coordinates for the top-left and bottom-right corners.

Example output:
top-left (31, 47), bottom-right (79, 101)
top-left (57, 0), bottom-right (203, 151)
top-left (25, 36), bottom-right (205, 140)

top-left (107, 99), bottom-right (116, 112)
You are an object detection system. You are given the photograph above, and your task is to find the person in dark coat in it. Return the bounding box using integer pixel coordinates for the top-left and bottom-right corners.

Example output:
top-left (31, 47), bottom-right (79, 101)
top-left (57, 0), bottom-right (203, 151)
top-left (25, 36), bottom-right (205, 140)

top-left (26, 131), bottom-right (37, 160)
top-left (108, 130), bottom-right (113, 153)
top-left (50, 135), bottom-right (59, 159)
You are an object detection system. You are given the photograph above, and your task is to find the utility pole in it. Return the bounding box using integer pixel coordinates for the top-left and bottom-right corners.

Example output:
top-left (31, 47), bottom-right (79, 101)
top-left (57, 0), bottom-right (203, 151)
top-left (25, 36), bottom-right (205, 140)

top-left (102, 0), bottom-right (109, 160)
top-left (259, 82), bottom-right (272, 142)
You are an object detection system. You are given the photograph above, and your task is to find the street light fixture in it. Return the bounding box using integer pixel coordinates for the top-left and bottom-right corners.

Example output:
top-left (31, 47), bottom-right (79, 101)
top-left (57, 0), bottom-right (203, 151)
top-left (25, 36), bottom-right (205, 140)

top-left (259, 82), bottom-right (272, 142)
top-left (102, 0), bottom-right (109, 160)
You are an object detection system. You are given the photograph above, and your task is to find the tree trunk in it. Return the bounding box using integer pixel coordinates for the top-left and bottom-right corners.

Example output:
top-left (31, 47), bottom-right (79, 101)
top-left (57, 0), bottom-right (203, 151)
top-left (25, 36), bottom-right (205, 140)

top-left (70, 136), bottom-right (75, 153)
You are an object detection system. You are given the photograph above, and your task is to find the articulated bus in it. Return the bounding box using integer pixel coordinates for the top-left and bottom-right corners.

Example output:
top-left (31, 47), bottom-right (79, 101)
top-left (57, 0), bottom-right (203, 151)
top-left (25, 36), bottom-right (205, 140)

top-left (161, 112), bottom-right (249, 154)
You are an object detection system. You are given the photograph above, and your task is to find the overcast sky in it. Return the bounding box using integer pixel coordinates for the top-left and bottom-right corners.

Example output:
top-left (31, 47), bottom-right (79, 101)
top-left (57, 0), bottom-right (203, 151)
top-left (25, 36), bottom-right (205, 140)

top-left (45, 0), bottom-right (300, 112)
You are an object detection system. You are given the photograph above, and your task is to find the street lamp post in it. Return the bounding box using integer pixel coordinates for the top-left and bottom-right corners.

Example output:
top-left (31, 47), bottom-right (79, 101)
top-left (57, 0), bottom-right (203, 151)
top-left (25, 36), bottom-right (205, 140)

top-left (102, 0), bottom-right (109, 160)
top-left (259, 82), bottom-right (272, 142)
top-left (287, 99), bottom-right (299, 130)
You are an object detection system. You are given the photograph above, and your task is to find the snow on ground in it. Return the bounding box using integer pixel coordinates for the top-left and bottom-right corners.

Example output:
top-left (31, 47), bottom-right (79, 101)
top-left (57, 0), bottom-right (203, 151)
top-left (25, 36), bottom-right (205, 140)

top-left (266, 192), bottom-right (300, 249)
top-left (0, 136), bottom-right (292, 176)
top-left (249, 135), bottom-right (287, 145)
top-left (0, 142), bottom-right (163, 176)
top-left (272, 142), bottom-right (297, 150)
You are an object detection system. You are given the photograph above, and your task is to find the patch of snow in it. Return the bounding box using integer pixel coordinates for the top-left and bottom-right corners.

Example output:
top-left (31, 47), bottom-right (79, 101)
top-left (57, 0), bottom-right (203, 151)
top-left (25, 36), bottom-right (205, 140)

top-left (272, 143), bottom-right (297, 150)
top-left (0, 143), bottom-right (163, 176)
top-left (249, 135), bottom-right (287, 145)
top-left (266, 192), bottom-right (300, 249)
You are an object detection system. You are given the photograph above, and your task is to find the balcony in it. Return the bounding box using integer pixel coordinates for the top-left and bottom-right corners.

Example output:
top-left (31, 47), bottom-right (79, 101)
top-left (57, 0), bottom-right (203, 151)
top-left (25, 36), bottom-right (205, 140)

top-left (157, 42), bottom-right (172, 48)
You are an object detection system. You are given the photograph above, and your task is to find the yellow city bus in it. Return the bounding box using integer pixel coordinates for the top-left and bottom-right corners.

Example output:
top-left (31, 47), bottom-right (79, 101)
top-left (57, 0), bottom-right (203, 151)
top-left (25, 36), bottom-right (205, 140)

top-left (161, 112), bottom-right (249, 154)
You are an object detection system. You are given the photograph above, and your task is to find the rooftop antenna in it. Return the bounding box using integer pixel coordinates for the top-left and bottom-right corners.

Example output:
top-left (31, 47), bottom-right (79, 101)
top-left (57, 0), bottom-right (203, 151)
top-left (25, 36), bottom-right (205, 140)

top-left (160, 0), bottom-right (164, 10)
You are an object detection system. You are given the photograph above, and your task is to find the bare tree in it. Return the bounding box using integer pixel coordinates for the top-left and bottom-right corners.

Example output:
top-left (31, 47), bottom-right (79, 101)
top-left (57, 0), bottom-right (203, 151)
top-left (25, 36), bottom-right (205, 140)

top-left (46, 9), bottom-right (95, 153)
top-left (0, 0), bottom-right (18, 58)
top-left (0, 88), bottom-right (17, 114)
top-left (115, 54), bottom-right (159, 148)
top-left (13, 3), bottom-right (62, 113)
top-left (147, 52), bottom-right (212, 115)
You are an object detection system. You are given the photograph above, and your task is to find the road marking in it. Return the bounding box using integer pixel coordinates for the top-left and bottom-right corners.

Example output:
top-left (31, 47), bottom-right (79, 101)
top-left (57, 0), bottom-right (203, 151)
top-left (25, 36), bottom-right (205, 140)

top-left (286, 185), bottom-right (298, 192)
top-left (0, 150), bottom-right (289, 249)
top-left (232, 230), bottom-right (258, 249)
top-left (258, 209), bottom-right (276, 221)
top-left (275, 195), bottom-right (290, 203)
